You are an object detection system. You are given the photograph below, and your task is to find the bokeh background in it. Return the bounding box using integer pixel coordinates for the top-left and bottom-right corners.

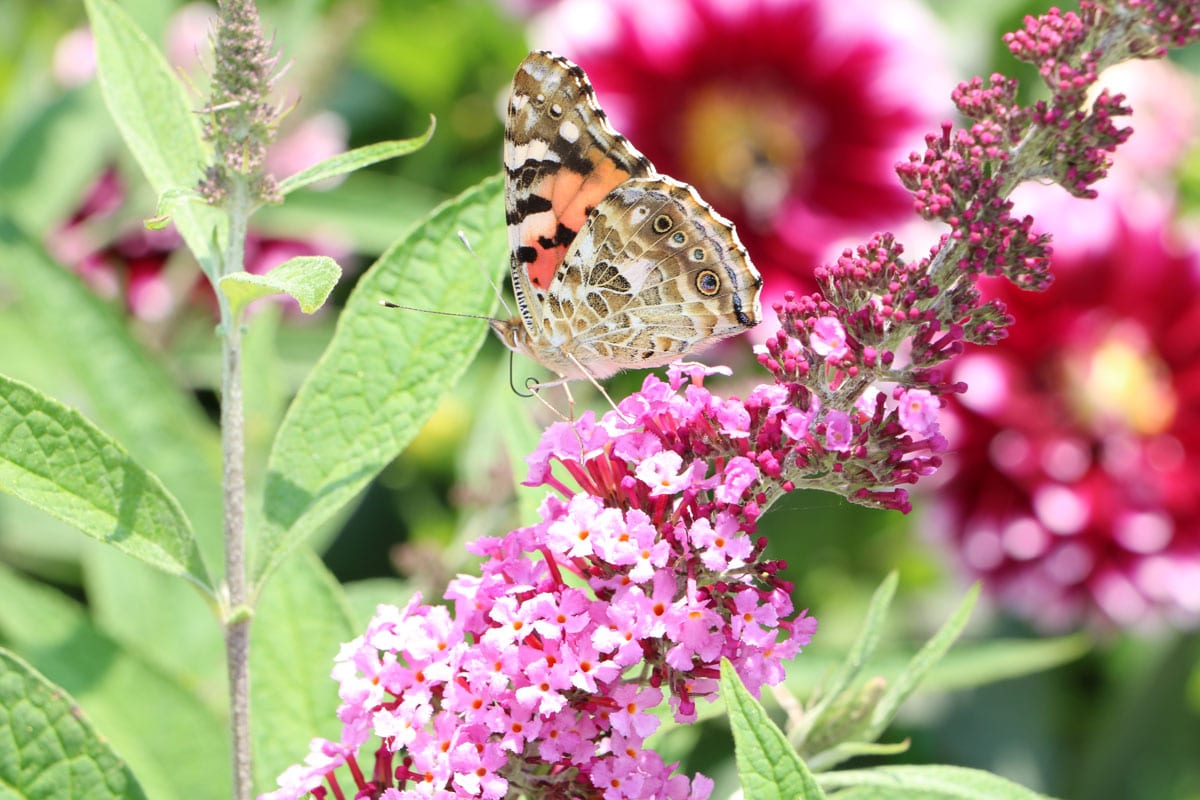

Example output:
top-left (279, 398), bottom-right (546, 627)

top-left (1, 0), bottom-right (1199, 797)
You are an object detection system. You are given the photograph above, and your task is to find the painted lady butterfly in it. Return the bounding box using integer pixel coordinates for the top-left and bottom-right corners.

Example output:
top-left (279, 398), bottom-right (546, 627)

top-left (490, 51), bottom-right (763, 384)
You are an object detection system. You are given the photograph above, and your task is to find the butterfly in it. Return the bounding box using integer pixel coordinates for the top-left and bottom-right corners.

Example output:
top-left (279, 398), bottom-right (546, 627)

top-left (490, 51), bottom-right (763, 387)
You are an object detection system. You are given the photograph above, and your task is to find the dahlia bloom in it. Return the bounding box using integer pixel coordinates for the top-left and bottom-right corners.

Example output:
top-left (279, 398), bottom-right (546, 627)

top-left (529, 0), bottom-right (949, 299)
top-left (931, 191), bottom-right (1200, 629)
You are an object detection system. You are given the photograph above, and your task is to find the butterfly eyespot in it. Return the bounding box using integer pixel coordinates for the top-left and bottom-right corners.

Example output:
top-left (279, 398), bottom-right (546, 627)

top-left (533, 93), bottom-right (546, 105)
top-left (692, 248), bottom-right (705, 261)
top-left (653, 214), bottom-right (672, 234)
top-left (696, 270), bottom-right (721, 296)
top-left (631, 206), bottom-right (649, 222)
top-left (549, 103), bottom-right (564, 118)
top-left (671, 231), bottom-right (686, 245)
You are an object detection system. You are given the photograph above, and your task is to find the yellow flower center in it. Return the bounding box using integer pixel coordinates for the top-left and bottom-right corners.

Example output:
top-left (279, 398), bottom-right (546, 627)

top-left (1062, 321), bottom-right (1177, 436)
top-left (680, 85), bottom-right (805, 225)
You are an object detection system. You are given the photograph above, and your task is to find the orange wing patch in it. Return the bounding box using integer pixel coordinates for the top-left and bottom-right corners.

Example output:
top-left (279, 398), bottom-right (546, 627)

top-left (519, 156), bottom-right (632, 290)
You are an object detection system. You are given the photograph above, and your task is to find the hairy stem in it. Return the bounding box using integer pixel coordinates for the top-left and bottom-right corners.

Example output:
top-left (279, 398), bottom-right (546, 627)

top-left (221, 176), bottom-right (252, 800)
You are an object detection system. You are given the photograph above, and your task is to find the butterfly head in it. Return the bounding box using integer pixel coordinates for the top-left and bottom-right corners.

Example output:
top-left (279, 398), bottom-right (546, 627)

top-left (489, 317), bottom-right (526, 355)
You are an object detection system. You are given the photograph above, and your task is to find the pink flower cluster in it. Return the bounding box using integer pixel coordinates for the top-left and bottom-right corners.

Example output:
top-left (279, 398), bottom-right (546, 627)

top-left (265, 364), bottom-right (825, 800)
top-left (745, 3), bottom-right (1200, 528)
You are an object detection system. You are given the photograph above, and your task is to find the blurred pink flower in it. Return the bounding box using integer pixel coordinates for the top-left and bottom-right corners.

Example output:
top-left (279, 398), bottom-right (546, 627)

top-left (930, 191), bottom-right (1200, 629)
top-left (52, 4), bottom-right (215, 90)
top-left (52, 27), bottom-right (96, 88)
top-left (1092, 59), bottom-right (1200, 194)
top-left (493, 0), bottom-right (561, 18)
top-left (166, 2), bottom-right (218, 74)
top-left (55, 150), bottom-right (348, 321)
top-left (530, 0), bottom-right (949, 300)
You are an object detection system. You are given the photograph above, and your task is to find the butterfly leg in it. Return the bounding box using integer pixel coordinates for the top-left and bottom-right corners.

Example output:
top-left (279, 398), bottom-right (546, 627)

top-left (524, 375), bottom-right (575, 422)
top-left (563, 353), bottom-right (633, 424)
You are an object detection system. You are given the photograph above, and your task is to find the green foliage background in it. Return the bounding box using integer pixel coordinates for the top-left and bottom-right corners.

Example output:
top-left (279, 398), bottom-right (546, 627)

top-left (0, 1), bottom-right (1197, 799)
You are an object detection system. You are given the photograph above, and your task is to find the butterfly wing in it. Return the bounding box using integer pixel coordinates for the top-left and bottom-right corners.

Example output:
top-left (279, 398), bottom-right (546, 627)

top-left (504, 50), bottom-right (655, 338)
top-left (536, 176), bottom-right (763, 377)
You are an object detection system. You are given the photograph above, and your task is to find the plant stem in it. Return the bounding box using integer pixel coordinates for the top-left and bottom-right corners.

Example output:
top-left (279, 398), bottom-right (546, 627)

top-left (221, 177), bottom-right (252, 800)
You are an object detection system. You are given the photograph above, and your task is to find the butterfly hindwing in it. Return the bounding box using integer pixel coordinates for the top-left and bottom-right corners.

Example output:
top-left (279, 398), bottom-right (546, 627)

top-left (535, 176), bottom-right (762, 375)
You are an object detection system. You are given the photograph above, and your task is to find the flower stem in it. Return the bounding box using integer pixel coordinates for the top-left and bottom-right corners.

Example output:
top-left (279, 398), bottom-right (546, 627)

top-left (221, 176), bottom-right (252, 800)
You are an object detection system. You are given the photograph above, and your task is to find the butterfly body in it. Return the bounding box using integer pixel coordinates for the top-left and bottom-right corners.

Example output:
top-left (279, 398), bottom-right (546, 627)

top-left (497, 51), bottom-right (763, 382)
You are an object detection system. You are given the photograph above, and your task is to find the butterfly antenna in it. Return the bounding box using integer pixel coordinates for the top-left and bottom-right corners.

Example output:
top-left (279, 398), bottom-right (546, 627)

top-left (378, 300), bottom-right (496, 322)
top-left (457, 230), bottom-right (516, 319)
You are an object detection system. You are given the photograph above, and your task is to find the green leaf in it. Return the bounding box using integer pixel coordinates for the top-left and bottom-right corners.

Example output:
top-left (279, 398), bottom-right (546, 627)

top-left (866, 585), bottom-right (979, 740)
top-left (0, 85), bottom-right (116, 236)
top-left (255, 174), bottom-right (505, 586)
top-left (817, 765), bottom-right (1059, 799)
top-left (925, 635), bottom-right (1090, 692)
top-left (0, 648), bottom-right (149, 800)
top-left (0, 565), bottom-right (229, 800)
top-left (252, 549), bottom-right (357, 794)
top-left (0, 374), bottom-right (211, 593)
top-left (798, 573), bottom-right (898, 743)
top-left (0, 216), bottom-right (225, 685)
top-left (219, 256), bottom-right (342, 318)
top-left (0, 216), bottom-right (223, 566)
top-left (722, 659), bottom-right (827, 800)
top-left (278, 117), bottom-right (438, 195)
top-left (83, 0), bottom-right (226, 279)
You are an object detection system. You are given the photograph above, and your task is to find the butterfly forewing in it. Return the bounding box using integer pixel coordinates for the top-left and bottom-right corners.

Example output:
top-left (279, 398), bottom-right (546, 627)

top-left (504, 50), bottom-right (655, 335)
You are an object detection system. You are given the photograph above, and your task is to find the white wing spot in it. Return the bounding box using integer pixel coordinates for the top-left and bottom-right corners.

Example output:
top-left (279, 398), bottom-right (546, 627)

top-left (559, 120), bottom-right (581, 143)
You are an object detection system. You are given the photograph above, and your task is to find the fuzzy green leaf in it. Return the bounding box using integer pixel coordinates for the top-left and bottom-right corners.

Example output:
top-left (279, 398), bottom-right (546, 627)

top-left (251, 549), bottom-right (358, 795)
top-left (0, 648), bottom-right (149, 800)
top-left (722, 659), bottom-right (826, 800)
top-left (278, 118), bottom-right (437, 195)
top-left (83, 0), bottom-right (225, 279)
top-left (0, 566), bottom-right (228, 800)
top-left (798, 573), bottom-right (898, 744)
top-left (255, 174), bottom-right (505, 586)
top-left (866, 585), bottom-right (979, 739)
top-left (817, 765), bottom-right (1059, 799)
top-left (0, 216), bottom-right (225, 686)
top-left (219, 256), bottom-right (342, 318)
top-left (0, 374), bottom-right (211, 592)
top-left (0, 216), bottom-right (223, 562)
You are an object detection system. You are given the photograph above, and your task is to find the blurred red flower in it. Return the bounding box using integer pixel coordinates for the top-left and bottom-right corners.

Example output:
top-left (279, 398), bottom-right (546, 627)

top-left (530, 0), bottom-right (949, 300)
top-left (928, 59), bottom-right (1200, 630)
top-left (930, 188), bottom-right (1200, 629)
